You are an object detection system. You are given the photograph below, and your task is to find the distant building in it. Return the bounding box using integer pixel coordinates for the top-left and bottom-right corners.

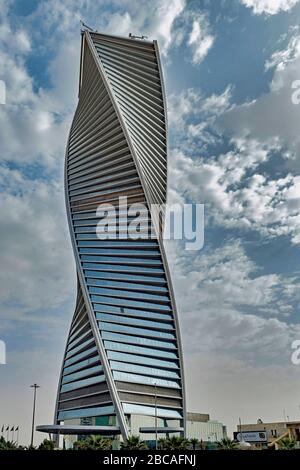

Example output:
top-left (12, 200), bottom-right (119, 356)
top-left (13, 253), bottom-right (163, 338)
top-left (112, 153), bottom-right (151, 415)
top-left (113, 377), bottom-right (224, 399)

top-left (186, 412), bottom-right (227, 443)
top-left (235, 419), bottom-right (300, 449)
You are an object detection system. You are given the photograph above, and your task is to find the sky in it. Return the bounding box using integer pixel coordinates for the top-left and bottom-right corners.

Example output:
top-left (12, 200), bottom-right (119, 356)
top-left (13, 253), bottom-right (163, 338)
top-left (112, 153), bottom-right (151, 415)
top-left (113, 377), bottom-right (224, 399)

top-left (1, 0), bottom-right (300, 446)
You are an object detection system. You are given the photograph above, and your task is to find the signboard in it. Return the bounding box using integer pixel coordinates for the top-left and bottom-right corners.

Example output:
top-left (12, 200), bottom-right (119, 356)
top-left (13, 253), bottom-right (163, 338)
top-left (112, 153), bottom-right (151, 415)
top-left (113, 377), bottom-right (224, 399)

top-left (234, 431), bottom-right (267, 442)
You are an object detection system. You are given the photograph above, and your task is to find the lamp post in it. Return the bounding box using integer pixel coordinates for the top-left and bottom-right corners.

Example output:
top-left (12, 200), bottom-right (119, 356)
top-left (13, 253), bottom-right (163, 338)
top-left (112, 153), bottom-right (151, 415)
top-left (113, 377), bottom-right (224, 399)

top-left (154, 382), bottom-right (158, 450)
top-left (30, 384), bottom-right (40, 447)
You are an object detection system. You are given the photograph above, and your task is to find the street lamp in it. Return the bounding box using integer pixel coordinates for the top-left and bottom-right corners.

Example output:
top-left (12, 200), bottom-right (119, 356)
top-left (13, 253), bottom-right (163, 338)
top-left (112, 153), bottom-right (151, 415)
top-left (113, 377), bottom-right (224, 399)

top-left (30, 383), bottom-right (40, 447)
top-left (154, 382), bottom-right (158, 450)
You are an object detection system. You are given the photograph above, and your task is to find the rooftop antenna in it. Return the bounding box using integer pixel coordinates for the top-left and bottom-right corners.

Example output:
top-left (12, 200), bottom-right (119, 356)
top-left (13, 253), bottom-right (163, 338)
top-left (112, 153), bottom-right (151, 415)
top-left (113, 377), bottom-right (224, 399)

top-left (80, 20), bottom-right (97, 33)
top-left (129, 33), bottom-right (148, 40)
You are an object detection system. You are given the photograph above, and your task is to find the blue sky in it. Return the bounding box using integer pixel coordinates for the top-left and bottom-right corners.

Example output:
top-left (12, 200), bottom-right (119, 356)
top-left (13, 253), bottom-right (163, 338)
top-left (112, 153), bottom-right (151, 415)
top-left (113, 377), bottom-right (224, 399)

top-left (1, 0), bottom-right (300, 444)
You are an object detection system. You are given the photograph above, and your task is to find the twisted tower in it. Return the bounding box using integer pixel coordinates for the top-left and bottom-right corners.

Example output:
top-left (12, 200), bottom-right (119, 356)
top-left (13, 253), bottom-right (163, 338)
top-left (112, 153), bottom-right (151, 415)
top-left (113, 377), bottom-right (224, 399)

top-left (55, 31), bottom-right (186, 441)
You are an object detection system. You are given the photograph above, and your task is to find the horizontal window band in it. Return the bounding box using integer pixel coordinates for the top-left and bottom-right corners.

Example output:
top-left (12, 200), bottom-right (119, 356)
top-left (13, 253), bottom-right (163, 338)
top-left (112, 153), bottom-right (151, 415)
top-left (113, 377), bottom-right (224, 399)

top-left (67, 328), bottom-right (91, 351)
top-left (119, 393), bottom-right (182, 410)
top-left (57, 404), bottom-right (115, 421)
top-left (73, 215), bottom-right (151, 225)
top-left (104, 340), bottom-right (178, 360)
top-left (115, 381), bottom-right (182, 398)
top-left (79, 249), bottom-right (160, 258)
top-left (96, 43), bottom-right (158, 69)
top-left (58, 393), bottom-right (112, 411)
top-left (82, 262), bottom-right (164, 275)
top-left (104, 67), bottom-right (162, 104)
top-left (62, 365), bottom-right (103, 385)
top-left (59, 382), bottom-right (109, 402)
top-left (69, 167), bottom-right (138, 191)
top-left (86, 277), bottom-right (168, 293)
top-left (68, 154), bottom-right (133, 182)
top-left (101, 59), bottom-right (161, 94)
top-left (60, 374), bottom-right (106, 393)
top-left (101, 331), bottom-right (177, 351)
top-left (106, 67), bottom-right (163, 109)
top-left (64, 346), bottom-right (98, 368)
top-left (93, 304), bottom-right (172, 321)
top-left (91, 33), bottom-right (155, 53)
top-left (63, 356), bottom-right (100, 376)
top-left (119, 392), bottom-right (182, 410)
top-left (95, 312), bottom-right (173, 331)
top-left (107, 350), bottom-right (178, 370)
top-left (68, 128), bottom-right (126, 163)
top-left (68, 147), bottom-right (131, 176)
top-left (113, 371), bottom-right (180, 390)
top-left (70, 186), bottom-right (144, 207)
top-left (91, 294), bottom-right (171, 312)
top-left (122, 402), bottom-right (182, 419)
top-left (68, 320), bottom-right (89, 344)
top-left (99, 52), bottom-right (160, 85)
top-left (85, 270), bottom-right (166, 285)
top-left (98, 321), bottom-right (175, 340)
top-left (69, 117), bottom-right (121, 160)
top-left (77, 240), bottom-right (159, 248)
top-left (80, 255), bottom-right (162, 266)
top-left (69, 161), bottom-right (135, 186)
top-left (69, 183), bottom-right (142, 202)
top-left (89, 286), bottom-right (170, 303)
top-left (110, 360), bottom-right (180, 380)
top-left (69, 176), bottom-right (140, 197)
top-left (75, 226), bottom-right (153, 234)
top-left (67, 138), bottom-right (129, 172)
top-left (69, 113), bottom-right (120, 154)
top-left (99, 53), bottom-right (160, 84)
top-left (65, 337), bottom-right (95, 359)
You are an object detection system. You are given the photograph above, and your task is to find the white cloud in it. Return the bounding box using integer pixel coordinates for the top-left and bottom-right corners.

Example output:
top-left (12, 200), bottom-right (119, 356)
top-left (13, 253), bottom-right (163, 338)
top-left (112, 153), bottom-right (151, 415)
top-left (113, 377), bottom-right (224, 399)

top-left (168, 86), bottom-right (232, 151)
top-left (166, 238), bottom-right (300, 360)
top-left (220, 32), bottom-right (300, 175)
top-left (168, 136), bottom-right (300, 244)
top-left (0, 168), bottom-right (75, 326)
top-left (265, 34), bottom-right (300, 72)
top-left (188, 14), bottom-right (215, 65)
top-left (240, 0), bottom-right (300, 15)
top-left (31, 0), bottom-right (185, 56)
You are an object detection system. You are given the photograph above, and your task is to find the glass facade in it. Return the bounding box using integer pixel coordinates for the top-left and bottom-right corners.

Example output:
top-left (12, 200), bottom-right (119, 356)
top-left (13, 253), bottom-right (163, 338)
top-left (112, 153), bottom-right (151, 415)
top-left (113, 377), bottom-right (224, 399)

top-left (55, 31), bottom-right (185, 442)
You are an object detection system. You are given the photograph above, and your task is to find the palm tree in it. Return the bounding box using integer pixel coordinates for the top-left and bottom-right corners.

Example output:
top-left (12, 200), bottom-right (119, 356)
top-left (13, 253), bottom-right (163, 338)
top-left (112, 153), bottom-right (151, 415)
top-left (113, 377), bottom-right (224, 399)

top-left (190, 438), bottom-right (198, 450)
top-left (74, 435), bottom-right (112, 450)
top-left (38, 439), bottom-right (55, 450)
top-left (120, 435), bottom-right (148, 450)
top-left (163, 436), bottom-right (190, 450)
top-left (217, 437), bottom-right (238, 450)
top-left (0, 436), bottom-right (18, 450)
top-left (0, 436), bottom-right (23, 450)
top-left (158, 437), bottom-right (166, 450)
top-left (278, 437), bottom-right (296, 450)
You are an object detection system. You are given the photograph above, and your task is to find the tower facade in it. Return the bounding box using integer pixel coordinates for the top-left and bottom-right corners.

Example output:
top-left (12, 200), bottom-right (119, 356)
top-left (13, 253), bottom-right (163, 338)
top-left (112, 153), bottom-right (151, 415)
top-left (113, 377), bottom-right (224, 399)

top-left (55, 31), bottom-right (186, 441)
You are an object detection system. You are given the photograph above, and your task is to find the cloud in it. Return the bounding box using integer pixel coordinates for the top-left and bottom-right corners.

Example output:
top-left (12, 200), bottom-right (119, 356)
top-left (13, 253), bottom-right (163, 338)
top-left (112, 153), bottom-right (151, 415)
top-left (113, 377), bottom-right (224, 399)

top-left (168, 134), bottom-right (300, 244)
top-left (31, 0), bottom-right (185, 56)
top-left (240, 0), bottom-right (300, 15)
top-left (188, 14), bottom-right (215, 65)
top-left (168, 86), bottom-right (232, 151)
top-left (220, 32), bottom-right (300, 173)
top-left (166, 238), bottom-right (300, 361)
top-left (0, 167), bottom-right (75, 328)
